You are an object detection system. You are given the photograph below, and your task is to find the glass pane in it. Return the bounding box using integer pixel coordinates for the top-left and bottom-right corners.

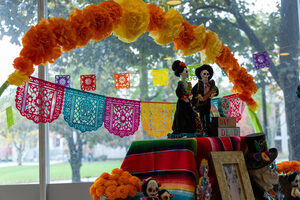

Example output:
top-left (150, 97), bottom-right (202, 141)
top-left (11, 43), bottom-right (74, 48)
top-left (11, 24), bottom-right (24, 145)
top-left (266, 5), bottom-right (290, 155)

top-left (0, 1), bottom-right (39, 185)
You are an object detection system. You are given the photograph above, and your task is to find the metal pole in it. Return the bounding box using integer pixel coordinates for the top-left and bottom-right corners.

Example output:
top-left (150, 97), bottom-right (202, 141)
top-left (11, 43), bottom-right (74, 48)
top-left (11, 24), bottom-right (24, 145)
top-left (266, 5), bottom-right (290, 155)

top-left (38, 0), bottom-right (49, 200)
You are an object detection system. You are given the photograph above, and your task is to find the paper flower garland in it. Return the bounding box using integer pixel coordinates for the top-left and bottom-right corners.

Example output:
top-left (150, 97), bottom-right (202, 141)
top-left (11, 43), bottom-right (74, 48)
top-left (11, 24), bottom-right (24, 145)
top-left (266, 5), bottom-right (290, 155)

top-left (80, 74), bottom-right (96, 91)
top-left (55, 75), bottom-right (71, 87)
top-left (252, 51), bottom-right (270, 70)
top-left (114, 72), bottom-right (130, 89)
top-left (5, 0), bottom-right (258, 111)
top-left (152, 69), bottom-right (169, 86)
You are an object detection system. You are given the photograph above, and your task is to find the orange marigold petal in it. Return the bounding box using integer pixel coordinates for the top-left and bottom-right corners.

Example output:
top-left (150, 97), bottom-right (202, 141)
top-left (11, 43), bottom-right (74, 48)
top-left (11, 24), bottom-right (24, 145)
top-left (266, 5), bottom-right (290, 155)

top-left (146, 4), bottom-right (166, 32)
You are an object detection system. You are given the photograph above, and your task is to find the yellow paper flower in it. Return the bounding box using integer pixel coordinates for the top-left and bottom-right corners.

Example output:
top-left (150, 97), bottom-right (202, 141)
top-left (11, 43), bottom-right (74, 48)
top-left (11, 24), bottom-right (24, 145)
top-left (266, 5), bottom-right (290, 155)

top-left (150, 8), bottom-right (184, 45)
top-left (7, 70), bottom-right (29, 86)
top-left (113, 0), bottom-right (149, 43)
top-left (180, 24), bottom-right (206, 56)
top-left (200, 30), bottom-right (223, 64)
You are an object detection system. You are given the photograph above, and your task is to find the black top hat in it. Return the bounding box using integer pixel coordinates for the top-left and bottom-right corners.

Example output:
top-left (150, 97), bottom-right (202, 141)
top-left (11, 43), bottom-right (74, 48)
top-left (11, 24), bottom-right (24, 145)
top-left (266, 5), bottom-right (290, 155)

top-left (244, 133), bottom-right (278, 170)
top-left (288, 171), bottom-right (298, 182)
top-left (195, 64), bottom-right (214, 80)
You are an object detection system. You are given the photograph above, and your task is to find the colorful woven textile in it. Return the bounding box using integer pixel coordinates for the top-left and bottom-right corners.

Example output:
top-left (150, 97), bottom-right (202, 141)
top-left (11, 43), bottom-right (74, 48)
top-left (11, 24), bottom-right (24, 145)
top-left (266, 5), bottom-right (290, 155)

top-left (104, 97), bottom-right (140, 138)
top-left (121, 137), bottom-right (247, 200)
top-left (15, 76), bottom-right (65, 123)
top-left (152, 69), bottom-right (169, 86)
top-left (63, 88), bottom-right (105, 133)
top-left (122, 139), bottom-right (197, 200)
top-left (141, 102), bottom-right (173, 138)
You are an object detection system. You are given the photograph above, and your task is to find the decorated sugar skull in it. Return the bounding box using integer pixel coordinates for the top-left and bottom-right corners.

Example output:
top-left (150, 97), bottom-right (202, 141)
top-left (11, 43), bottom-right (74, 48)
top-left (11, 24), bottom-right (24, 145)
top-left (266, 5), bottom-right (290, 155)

top-left (142, 177), bottom-right (160, 199)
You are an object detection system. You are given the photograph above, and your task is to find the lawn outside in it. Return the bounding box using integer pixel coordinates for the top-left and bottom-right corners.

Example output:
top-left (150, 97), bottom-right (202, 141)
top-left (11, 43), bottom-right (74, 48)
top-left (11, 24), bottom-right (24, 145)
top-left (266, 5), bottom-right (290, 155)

top-left (0, 160), bottom-right (123, 184)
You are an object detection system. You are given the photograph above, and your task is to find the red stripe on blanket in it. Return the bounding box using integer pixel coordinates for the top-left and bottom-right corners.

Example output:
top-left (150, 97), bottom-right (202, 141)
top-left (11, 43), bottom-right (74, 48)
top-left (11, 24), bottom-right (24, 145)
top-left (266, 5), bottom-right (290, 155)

top-left (121, 149), bottom-right (196, 175)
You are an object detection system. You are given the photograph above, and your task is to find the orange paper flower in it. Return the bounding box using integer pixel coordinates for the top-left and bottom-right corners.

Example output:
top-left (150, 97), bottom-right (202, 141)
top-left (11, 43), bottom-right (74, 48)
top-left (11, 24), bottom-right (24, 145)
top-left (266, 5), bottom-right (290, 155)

top-left (69, 8), bottom-right (93, 47)
top-left (146, 4), bottom-right (166, 32)
top-left (48, 17), bottom-right (77, 52)
top-left (83, 4), bottom-right (113, 42)
top-left (20, 19), bottom-right (61, 65)
top-left (216, 44), bottom-right (258, 111)
top-left (173, 21), bottom-right (195, 50)
top-left (277, 161), bottom-right (300, 174)
top-left (99, 0), bottom-right (123, 26)
top-left (13, 57), bottom-right (34, 76)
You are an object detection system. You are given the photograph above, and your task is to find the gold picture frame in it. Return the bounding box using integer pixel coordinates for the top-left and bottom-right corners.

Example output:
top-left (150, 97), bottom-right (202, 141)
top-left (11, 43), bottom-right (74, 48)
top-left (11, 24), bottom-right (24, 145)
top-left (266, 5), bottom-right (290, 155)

top-left (210, 151), bottom-right (255, 200)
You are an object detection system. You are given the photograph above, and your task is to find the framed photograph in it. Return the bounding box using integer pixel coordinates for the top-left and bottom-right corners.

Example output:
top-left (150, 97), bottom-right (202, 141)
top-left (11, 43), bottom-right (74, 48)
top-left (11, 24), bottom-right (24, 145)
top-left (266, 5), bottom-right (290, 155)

top-left (210, 151), bottom-right (255, 200)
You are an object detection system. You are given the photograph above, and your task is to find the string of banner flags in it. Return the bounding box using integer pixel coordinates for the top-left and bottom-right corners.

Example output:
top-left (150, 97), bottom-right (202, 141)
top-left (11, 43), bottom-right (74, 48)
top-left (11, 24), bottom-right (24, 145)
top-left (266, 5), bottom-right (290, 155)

top-left (57, 51), bottom-right (270, 91)
top-left (9, 75), bottom-right (245, 138)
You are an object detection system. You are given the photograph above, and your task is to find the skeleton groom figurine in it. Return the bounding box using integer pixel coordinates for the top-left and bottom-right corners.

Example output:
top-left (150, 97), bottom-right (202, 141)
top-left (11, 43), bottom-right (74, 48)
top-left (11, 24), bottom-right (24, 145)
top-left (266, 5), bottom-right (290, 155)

top-left (192, 64), bottom-right (218, 132)
top-left (245, 133), bottom-right (279, 200)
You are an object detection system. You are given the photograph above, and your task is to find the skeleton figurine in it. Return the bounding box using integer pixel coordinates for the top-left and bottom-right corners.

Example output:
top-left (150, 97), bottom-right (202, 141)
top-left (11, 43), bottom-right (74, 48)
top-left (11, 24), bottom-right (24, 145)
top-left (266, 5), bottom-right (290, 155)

top-left (156, 189), bottom-right (173, 200)
top-left (245, 133), bottom-right (279, 200)
top-left (192, 65), bottom-right (218, 132)
top-left (288, 171), bottom-right (300, 200)
top-left (141, 177), bottom-right (160, 200)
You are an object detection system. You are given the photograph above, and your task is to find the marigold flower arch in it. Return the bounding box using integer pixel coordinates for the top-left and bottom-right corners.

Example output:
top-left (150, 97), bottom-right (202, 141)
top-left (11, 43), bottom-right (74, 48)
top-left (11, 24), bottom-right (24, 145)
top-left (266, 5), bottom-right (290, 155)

top-left (6, 0), bottom-right (258, 111)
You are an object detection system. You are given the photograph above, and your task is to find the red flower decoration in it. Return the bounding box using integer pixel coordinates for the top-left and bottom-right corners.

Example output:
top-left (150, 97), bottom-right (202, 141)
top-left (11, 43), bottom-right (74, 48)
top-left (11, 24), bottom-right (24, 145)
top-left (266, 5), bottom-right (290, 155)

top-left (179, 61), bottom-right (186, 67)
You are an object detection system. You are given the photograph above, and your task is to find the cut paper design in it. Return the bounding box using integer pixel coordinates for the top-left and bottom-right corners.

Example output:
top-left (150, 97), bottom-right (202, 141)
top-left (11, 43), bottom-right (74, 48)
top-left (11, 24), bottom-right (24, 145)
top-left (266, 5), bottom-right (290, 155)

top-left (141, 102), bottom-right (173, 138)
top-left (114, 72), bottom-right (130, 89)
top-left (6, 106), bottom-right (14, 128)
top-left (104, 97), bottom-right (140, 138)
top-left (55, 75), bottom-right (71, 87)
top-left (15, 76), bottom-right (65, 123)
top-left (152, 69), bottom-right (169, 86)
top-left (63, 88), bottom-right (105, 133)
top-left (80, 74), bottom-right (96, 91)
top-left (187, 64), bottom-right (200, 81)
top-left (211, 98), bottom-right (220, 117)
top-left (226, 94), bottom-right (244, 123)
top-left (252, 51), bottom-right (270, 69)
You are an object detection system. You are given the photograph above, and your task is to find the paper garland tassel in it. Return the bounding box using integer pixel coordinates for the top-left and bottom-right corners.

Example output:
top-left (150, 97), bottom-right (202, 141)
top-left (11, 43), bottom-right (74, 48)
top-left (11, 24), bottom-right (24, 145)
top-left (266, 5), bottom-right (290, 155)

top-left (15, 76), bottom-right (65, 123)
top-left (15, 76), bottom-right (247, 137)
top-left (187, 64), bottom-right (199, 81)
top-left (104, 97), bottom-right (140, 138)
top-left (55, 75), bottom-right (71, 87)
top-left (63, 87), bottom-right (105, 133)
top-left (6, 106), bottom-right (14, 128)
top-left (152, 69), bottom-right (169, 86)
top-left (80, 74), bottom-right (96, 91)
top-left (141, 102), bottom-right (173, 138)
top-left (114, 72), bottom-right (130, 89)
top-left (252, 51), bottom-right (270, 70)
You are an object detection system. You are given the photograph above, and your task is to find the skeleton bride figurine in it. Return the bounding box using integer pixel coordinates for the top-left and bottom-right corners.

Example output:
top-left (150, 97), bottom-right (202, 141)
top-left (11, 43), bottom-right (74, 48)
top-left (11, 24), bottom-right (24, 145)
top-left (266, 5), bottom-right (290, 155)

top-left (192, 64), bottom-right (218, 132)
top-left (171, 60), bottom-right (197, 135)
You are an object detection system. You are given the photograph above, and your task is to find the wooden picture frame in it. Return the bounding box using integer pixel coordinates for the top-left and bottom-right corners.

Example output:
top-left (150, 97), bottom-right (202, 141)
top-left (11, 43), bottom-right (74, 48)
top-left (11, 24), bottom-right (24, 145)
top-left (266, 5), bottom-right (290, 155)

top-left (210, 151), bottom-right (255, 200)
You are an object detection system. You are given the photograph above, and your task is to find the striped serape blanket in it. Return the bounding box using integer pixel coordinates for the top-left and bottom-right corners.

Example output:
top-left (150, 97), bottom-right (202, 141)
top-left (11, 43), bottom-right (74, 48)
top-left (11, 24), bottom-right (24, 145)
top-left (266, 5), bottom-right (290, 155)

top-left (121, 139), bottom-right (197, 200)
top-left (121, 137), bottom-right (247, 200)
